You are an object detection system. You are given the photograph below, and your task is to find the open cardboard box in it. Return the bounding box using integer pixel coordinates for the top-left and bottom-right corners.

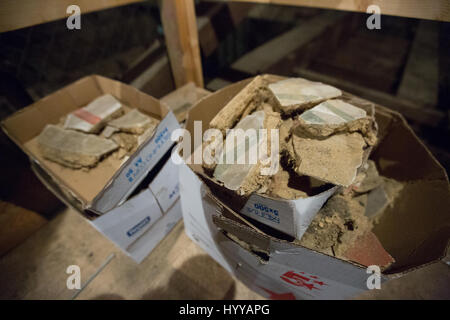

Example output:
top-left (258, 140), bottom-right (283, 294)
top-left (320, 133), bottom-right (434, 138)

top-left (178, 75), bottom-right (450, 299)
top-left (1, 75), bottom-right (182, 262)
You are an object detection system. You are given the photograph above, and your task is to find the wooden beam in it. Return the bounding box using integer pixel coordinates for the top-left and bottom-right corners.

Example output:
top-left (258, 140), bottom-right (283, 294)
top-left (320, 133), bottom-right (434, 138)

top-left (397, 21), bottom-right (440, 106)
top-left (211, 0), bottom-right (450, 22)
top-left (231, 11), bottom-right (346, 74)
top-left (161, 0), bottom-right (204, 88)
top-left (0, 0), bottom-right (143, 33)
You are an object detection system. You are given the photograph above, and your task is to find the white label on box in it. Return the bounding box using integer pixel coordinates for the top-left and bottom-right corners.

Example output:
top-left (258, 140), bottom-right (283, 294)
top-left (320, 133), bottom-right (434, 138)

top-left (242, 196), bottom-right (295, 234)
top-left (241, 187), bottom-right (338, 238)
top-left (91, 189), bottom-right (163, 250)
top-left (91, 111), bottom-right (180, 213)
top-left (149, 158), bottom-right (180, 212)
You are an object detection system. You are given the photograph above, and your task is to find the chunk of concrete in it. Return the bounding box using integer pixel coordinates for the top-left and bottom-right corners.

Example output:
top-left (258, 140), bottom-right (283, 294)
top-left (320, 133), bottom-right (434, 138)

top-left (290, 132), bottom-right (366, 186)
top-left (38, 124), bottom-right (118, 169)
top-left (64, 94), bottom-right (124, 133)
top-left (268, 78), bottom-right (341, 115)
top-left (108, 109), bottom-right (159, 135)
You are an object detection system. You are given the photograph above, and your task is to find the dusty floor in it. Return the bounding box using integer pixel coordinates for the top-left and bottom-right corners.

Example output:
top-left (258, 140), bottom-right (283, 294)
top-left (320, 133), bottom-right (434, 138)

top-left (0, 206), bottom-right (448, 300)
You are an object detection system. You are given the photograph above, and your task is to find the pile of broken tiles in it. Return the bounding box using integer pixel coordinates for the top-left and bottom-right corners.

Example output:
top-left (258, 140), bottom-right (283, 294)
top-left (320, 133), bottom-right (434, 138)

top-left (37, 94), bottom-right (160, 169)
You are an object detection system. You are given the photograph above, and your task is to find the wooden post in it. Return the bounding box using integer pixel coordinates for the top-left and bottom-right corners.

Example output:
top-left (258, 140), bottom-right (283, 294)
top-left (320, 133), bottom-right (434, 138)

top-left (161, 0), bottom-right (204, 88)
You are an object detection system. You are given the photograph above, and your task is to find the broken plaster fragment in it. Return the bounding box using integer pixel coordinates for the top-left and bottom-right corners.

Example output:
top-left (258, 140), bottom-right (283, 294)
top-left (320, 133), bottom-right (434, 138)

top-left (38, 124), bottom-right (118, 169)
top-left (290, 132), bottom-right (366, 187)
top-left (213, 109), bottom-right (281, 196)
top-left (209, 75), bottom-right (275, 133)
top-left (64, 94), bottom-right (124, 133)
top-left (213, 110), bottom-right (265, 191)
top-left (300, 99), bottom-right (366, 125)
top-left (268, 78), bottom-right (341, 115)
top-left (108, 109), bottom-right (159, 135)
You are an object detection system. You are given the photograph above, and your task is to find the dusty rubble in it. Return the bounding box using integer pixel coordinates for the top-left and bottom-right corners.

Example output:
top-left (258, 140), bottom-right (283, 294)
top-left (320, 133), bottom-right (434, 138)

top-left (204, 76), bottom-right (378, 195)
top-left (202, 76), bottom-right (401, 266)
top-left (38, 96), bottom-right (160, 169)
top-left (298, 160), bottom-right (401, 267)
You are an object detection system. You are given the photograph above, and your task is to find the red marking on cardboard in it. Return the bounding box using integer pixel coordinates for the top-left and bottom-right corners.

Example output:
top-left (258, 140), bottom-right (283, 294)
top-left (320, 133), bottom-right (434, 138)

top-left (280, 270), bottom-right (327, 291)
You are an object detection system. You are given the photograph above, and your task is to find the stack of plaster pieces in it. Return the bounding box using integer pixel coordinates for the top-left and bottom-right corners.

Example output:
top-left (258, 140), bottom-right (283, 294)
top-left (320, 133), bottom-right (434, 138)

top-left (202, 75), bottom-right (402, 268)
top-left (37, 94), bottom-right (160, 169)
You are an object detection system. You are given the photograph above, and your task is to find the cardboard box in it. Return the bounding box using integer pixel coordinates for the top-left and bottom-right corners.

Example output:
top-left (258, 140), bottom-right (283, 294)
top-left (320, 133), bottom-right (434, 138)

top-left (2, 75), bottom-right (182, 262)
top-left (179, 76), bottom-right (450, 299)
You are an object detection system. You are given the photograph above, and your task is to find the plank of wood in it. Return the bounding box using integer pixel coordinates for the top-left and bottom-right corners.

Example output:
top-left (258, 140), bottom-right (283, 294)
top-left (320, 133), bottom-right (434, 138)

top-left (295, 68), bottom-right (446, 126)
top-left (197, 3), bottom-right (251, 58)
top-left (0, 0), bottom-right (143, 33)
top-left (211, 0), bottom-right (450, 22)
top-left (397, 21), bottom-right (440, 106)
top-left (231, 11), bottom-right (346, 74)
top-left (161, 0), bottom-right (204, 88)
